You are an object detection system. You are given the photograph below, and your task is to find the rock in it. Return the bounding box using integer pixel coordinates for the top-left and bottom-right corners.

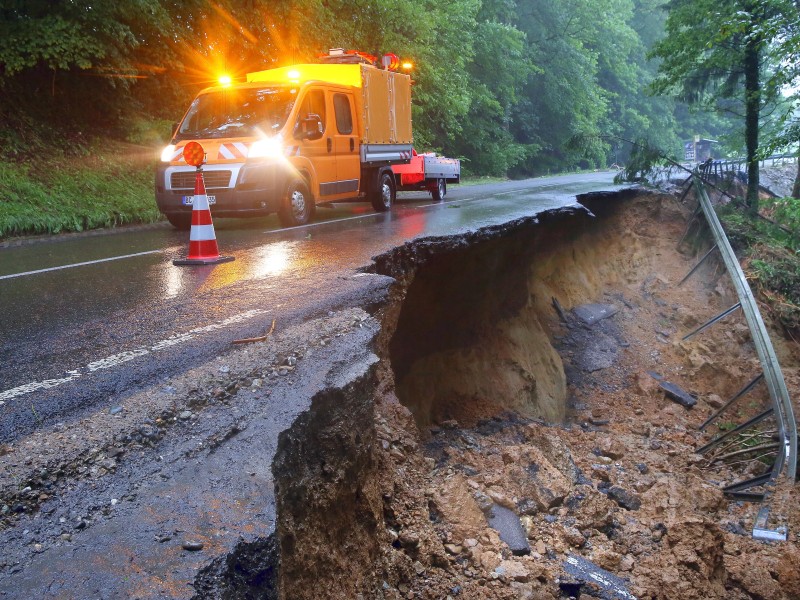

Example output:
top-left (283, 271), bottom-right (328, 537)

top-left (706, 394), bottom-right (724, 409)
top-left (597, 437), bottom-right (625, 459)
top-left (521, 446), bottom-right (573, 509)
top-left (562, 525), bottom-right (586, 548)
top-left (607, 486), bottom-right (641, 510)
top-left (480, 551), bottom-right (501, 570)
top-left (444, 544), bottom-right (462, 555)
top-left (677, 306), bottom-right (699, 327)
top-left (139, 424), bottom-right (159, 440)
top-left (178, 411), bottom-right (193, 420)
top-left (590, 464), bottom-right (611, 481)
top-left (108, 406), bottom-right (123, 415)
top-left (495, 560), bottom-right (530, 583)
top-left (633, 476), bottom-right (656, 493)
top-left (430, 474), bottom-right (487, 544)
top-left (182, 541), bottom-right (204, 551)
top-left (487, 488), bottom-right (515, 510)
top-left (522, 430), bottom-right (580, 484)
top-left (590, 548), bottom-right (622, 570)
top-left (620, 554), bottom-right (635, 572)
top-left (571, 491), bottom-right (614, 531)
top-left (399, 531), bottom-right (420, 549)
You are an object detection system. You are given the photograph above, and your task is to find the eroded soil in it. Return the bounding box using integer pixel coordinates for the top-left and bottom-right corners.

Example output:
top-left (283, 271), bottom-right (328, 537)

top-left (359, 191), bottom-right (800, 599)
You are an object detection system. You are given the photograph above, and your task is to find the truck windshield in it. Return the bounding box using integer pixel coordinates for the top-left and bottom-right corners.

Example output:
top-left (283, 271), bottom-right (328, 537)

top-left (177, 86), bottom-right (297, 139)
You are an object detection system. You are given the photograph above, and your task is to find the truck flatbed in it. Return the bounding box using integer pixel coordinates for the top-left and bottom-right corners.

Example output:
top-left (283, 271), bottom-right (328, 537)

top-left (392, 149), bottom-right (460, 200)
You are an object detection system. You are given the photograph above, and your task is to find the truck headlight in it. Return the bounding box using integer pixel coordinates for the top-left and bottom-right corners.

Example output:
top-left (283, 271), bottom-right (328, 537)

top-left (160, 144), bottom-right (177, 162)
top-left (249, 137), bottom-right (283, 159)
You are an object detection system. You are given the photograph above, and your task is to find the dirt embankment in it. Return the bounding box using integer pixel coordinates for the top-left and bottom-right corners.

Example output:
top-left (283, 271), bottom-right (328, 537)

top-left (277, 189), bottom-right (800, 599)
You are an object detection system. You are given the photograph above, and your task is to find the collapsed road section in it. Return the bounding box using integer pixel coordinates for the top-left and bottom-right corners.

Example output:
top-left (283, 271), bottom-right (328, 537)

top-left (0, 189), bottom-right (798, 599)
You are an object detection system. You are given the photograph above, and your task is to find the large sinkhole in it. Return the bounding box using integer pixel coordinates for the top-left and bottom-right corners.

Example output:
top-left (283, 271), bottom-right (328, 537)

top-left (376, 189), bottom-right (661, 428)
top-left (271, 188), bottom-right (788, 600)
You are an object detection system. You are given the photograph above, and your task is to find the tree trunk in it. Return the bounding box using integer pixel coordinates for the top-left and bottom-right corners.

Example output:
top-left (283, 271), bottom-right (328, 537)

top-left (743, 21), bottom-right (761, 216)
top-left (793, 151), bottom-right (800, 199)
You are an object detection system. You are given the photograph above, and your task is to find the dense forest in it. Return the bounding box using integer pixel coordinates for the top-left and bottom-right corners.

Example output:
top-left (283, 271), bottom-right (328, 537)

top-left (0, 0), bottom-right (796, 177)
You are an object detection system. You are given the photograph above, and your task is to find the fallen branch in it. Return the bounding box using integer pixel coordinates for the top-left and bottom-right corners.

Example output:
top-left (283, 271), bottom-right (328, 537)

top-left (232, 318), bottom-right (276, 345)
top-left (711, 442), bottom-right (781, 464)
top-left (552, 297), bottom-right (568, 323)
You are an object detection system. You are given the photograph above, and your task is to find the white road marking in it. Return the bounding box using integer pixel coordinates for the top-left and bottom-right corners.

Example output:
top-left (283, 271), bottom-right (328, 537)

top-left (263, 195), bottom-right (476, 235)
top-left (0, 309), bottom-right (269, 403)
top-left (0, 250), bottom-right (162, 281)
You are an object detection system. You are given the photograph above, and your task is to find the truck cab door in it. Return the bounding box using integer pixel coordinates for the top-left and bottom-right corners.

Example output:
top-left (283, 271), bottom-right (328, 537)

top-left (331, 92), bottom-right (360, 197)
top-left (291, 89), bottom-right (335, 201)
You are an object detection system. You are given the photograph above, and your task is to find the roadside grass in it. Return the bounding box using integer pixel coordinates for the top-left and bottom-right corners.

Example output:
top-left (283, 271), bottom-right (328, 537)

top-left (0, 145), bottom-right (161, 239)
top-left (719, 197), bottom-right (800, 339)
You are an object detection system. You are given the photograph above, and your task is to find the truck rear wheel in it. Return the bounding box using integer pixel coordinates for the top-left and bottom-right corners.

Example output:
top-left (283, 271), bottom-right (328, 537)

top-left (278, 179), bottom-right (315, 227)
top-left (432, 178), bottom-right (446, 201)
top-left (371, 171), bottom-right (395, 212)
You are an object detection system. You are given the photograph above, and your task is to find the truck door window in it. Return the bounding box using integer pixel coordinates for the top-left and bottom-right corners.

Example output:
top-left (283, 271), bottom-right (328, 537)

top-left (333, 94), bottom-right (353, 135)
top-left (296, 90), bottom-right (326, 134)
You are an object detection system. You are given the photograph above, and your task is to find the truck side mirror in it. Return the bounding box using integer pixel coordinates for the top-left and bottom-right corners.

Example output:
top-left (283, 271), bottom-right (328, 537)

top-left (295, 114), bottom-right (324, 140)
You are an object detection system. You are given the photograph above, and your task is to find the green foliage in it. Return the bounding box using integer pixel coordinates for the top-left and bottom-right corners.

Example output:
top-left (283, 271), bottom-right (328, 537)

top-left (765, 197), bottom-right (800, 250)
top-left (719, 202), bottom-right (800, 334)
top-left (614, 138), bottom-right (672, 183)
top-left (0, 152), bottom-right (161, 238)
top-left (1, 0), bottom-right (783, 183)
top-left (650, 0), bottom-right (800, 210)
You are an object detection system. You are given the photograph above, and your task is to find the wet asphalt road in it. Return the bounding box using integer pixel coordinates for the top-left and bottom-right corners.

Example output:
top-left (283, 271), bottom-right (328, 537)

top-left (0, 172), bottom-right (620, 443)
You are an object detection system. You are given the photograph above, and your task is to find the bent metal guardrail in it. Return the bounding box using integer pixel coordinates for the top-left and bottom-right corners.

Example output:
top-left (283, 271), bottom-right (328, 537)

top-left (692, 174), bottom-right (797, 541)
top-left (698, 153), bottom-right (797, 179)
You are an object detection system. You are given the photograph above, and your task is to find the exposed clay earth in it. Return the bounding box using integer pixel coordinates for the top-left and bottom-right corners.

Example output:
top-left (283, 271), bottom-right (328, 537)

top-left (1, 187), bottom-right (799, 599)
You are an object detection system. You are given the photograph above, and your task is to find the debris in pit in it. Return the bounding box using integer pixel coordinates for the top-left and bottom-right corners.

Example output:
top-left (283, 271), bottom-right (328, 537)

top-left (607, 486), bottom-right (642, 511)
top-left (576, 331), bottom-right (619, 373)
top-left (562, 553), bottom-right (637, 600)
top-left (485, 503), bottom-right (530, 556)
top-left (658, 380), bottom-right (697, 408)
top-left (573, 303), bottom-right (620, 326)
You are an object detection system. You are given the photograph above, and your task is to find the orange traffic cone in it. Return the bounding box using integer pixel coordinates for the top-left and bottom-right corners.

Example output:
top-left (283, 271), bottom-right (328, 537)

top-left (174, 143), bottom-right (234, 266)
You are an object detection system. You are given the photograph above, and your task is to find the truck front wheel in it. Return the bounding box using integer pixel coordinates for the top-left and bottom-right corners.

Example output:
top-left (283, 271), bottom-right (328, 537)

top-left (278, 179), bottom-right (315, 227)
top-left (432, 178), bottom-right (446, 201)
top-left (371, 171), bottom-right (395, 212)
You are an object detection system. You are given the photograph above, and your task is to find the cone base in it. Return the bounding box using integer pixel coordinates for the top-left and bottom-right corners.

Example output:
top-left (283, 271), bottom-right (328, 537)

top-left (173, 255), bottom-right (235, 266)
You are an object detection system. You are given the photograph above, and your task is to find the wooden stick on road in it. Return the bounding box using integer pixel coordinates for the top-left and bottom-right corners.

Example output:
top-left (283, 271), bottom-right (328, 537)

top-left (232, 318), bottom-right (276, 345)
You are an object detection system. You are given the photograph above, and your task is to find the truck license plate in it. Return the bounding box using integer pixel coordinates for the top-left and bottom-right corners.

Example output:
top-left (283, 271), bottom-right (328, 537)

top-left (182, 195), bottom-right (216, 206)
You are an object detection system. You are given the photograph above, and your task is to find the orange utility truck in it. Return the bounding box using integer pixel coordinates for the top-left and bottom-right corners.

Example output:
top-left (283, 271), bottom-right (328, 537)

top-left (156, 49), bottom-right (459, 228)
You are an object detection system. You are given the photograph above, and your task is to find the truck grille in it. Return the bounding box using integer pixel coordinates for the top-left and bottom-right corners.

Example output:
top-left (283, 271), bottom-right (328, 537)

top-left (171, 170), bottom-right (232, 190)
